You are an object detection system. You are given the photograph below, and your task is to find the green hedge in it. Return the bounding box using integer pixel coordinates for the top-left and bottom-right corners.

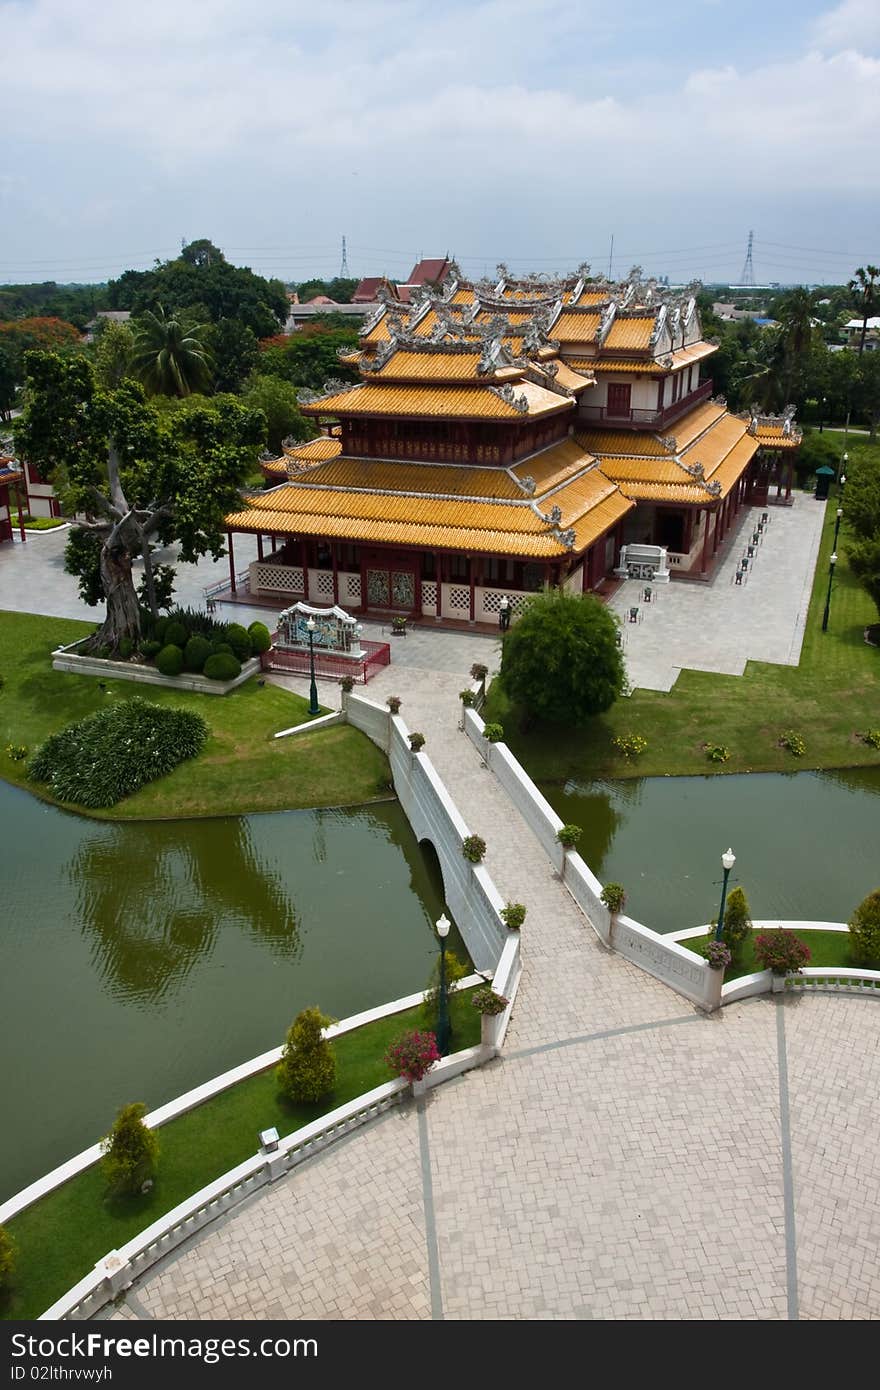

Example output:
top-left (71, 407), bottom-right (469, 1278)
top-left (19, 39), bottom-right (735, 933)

top-left (27, 698), bottom-right (209, 808)
top-left (155, 644), bottom-right (183, 677)
top-left (203, 652), bottom-right (242, 682)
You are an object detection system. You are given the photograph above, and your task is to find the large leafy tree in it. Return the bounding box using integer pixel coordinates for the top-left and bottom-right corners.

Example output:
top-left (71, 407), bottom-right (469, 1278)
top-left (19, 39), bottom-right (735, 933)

top-left (844, 450), bottom-right (880, 620)
top-left (242, 374), bottom-right (313, 453)
top-left (499, 587), bottom-right (625, 725)
top-left (259, 321), bottom-right (359, 391)
top-left (206, 317), bottom-right (259, 393)
top-left (92, 319), bottom-right (135, 389)
top-left (132, 306), bottom-right (213, 397)
top-left (14, 352), bottom-right (265, 651)
top-left (848, 265), bottom-right (879, 355)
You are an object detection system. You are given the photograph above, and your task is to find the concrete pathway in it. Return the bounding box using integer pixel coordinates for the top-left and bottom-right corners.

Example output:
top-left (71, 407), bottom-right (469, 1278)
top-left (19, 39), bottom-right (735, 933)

top-left (611, 497), bottom-right (826, 692)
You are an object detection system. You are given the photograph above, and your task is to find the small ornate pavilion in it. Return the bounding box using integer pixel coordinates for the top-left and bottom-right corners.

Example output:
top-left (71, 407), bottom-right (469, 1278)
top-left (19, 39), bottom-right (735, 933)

top-left (224, 267), bottom-right (800, 621)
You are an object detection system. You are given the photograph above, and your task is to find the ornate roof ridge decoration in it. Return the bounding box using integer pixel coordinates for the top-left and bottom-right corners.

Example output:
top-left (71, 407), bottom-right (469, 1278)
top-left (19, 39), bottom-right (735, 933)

top-left (658, 435), bottom-right (678, 454)
top-left (739, 403), bottom-right (802, 440)
top-left (595, 300), bottom-right (618, 348)
top-left (490, 382), bottom-right (530, 414)
top-left (676, 457), bottom-right (722, 497)
top-left (529, 500), bottom-right (564, 526)
top-left (650, 304), bottom-right (669, 347)
top-left (279, 478), bottom-right (537, 508)
top-left (515, 473), bottom-right (537, 496)
top-left (477, 335), bottom-right (515, 377)
top-left (710, 394), bottom-right (727, 408)
top-left (298, 378), bottom-right (362, 406)
top-left (258, 448), bottom-right (280, 463)
top-left (553, 527), bottom-right (577, 550)
top-left (358, 303), bottom-right (387, 337)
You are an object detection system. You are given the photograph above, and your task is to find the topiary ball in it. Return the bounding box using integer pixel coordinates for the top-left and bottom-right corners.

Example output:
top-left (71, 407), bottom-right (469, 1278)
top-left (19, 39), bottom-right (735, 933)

top-left (203, 651), bottom-right (242, 682)
top-left (156, 644), bottom-right (184, 677)
top-left (164, 621), bottom-right (189, 650)
top-left (224, 623), bottom-right (252, 662)
top-left (211, 640), bottom-right (234, 656)
top-left (247, 621), bottom-right (271, 655)
top-left (153, 617), bottom-right (169, 644)
top-left (183, 635), bottom-right (212, 674)
top-left (141, 640), bottom-right (162, 659)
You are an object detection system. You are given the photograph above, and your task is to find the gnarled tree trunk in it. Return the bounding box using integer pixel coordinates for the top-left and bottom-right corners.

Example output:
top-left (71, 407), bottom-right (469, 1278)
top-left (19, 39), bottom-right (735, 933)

top-left (86, 541), bottom-right (141, 653)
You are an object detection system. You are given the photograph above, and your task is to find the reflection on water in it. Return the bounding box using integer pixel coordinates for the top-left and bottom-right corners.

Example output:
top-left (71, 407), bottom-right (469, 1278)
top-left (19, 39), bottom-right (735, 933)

top-left (70, 819), bottom-right (301, 1006)
top-left (542, 768), bottom-right (880, 936)
top-left (0, 784), bottom-right (452, 1200)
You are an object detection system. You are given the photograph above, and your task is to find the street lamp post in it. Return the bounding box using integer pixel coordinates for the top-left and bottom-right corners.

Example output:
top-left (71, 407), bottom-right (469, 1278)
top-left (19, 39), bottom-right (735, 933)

top-left (839, 450), bottom-right (848, 487)
top-left (821, 552), bottom-right (838, 633)
top-left (714, 848), bottom-right (736, 943)
top-left (435, 912), bottom-right (452, 1056)
top-left (306, 617), bottom-right (320, 716)
top-left (833, 506), bottom-right (843, 552)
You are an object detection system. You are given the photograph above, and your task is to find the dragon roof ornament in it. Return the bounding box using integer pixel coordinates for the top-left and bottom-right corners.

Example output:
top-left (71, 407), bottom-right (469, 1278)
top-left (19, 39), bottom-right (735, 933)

top-left (596, 299), bottom-right (618, 348)
top-left (490, 383), bottom-right (530, 414)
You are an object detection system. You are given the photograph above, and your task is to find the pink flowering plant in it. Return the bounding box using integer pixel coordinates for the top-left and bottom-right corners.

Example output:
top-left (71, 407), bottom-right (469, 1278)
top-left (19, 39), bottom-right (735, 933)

top-left (385, 1029), bottom-right (440, 1083)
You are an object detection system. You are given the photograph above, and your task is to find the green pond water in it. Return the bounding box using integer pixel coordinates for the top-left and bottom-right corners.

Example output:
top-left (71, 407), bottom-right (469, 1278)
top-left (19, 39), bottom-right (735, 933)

top-left (0, 783), bottom-right (456, 1201)
top-left (540, 768), bottom-right (880, 936)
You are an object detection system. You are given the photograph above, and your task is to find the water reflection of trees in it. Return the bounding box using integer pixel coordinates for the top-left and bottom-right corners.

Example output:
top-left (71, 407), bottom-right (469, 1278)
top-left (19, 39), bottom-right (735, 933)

top-left (71, 819), bottom-right (301, 1005)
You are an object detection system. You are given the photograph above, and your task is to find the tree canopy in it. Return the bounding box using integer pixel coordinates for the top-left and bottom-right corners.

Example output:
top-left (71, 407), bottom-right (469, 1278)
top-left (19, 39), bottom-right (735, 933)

top-left (14, 352), bottom-right (265, 650)
top-left (242, 375), bottom-right (313, 453)
top-left (258, 319), bottom-right (360, 391)
top-left (131, 306), bottom-right (213, 397)
top-left (499, 587), bottom-right (626, 725)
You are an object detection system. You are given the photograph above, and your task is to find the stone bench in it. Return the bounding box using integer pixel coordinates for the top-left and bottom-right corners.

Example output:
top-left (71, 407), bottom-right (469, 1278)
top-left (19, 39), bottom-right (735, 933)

top-left (614, 543), bottom-right (670, 584)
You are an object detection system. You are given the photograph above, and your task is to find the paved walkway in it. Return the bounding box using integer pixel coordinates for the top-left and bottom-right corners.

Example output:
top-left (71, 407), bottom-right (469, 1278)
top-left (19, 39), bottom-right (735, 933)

top-left (610, 497), bottom-right (826, 692)
top-left (102, 640), bottom-right (880, 1321)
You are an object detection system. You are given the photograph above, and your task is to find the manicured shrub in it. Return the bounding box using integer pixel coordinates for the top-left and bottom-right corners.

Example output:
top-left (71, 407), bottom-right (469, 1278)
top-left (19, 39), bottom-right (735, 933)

top-left (0, 1226), bottom-right (17, 1292)
top-left (152, 616), bottom-right (170, 643)
top-left (203, 652), bottom-right (242, 682)
top-left (499, 588), bottom-right (625, 725)
top-left (339, 675), bottom-right (355, 693)
top-left (600, 882), bottom-right (626, 914)
top-left (861, 729), bottom-right (880, 749)
top-left (459, 688), bottom-right (476, 706)
top-left (780, 729), bottom-right (806, 757)
top-left (6, 744), bottom-right (28, 761)
top-left (27, 698), bottom-right (208, 808)
top-left (408, 731), bottom-right (426, 751)
top-left (483, 722), bottom-right (504, 742)
top-left (141, 639), bottom-right (162, 659)
top-left (386, 695), bottom-right (402, 713)
top-left (247, 621), bottom-right (272, 655)
top-left (118, 636), bottom-right (134, 660)
top-left (277, 1007), bottom-right (337, 1104)
top-left (471, 986), bottom-right (509, 1015)
top-left (706, 744), bottom-right (731, 763)
top-left (557, 824), bottom-right (582, 849)
top-left (754, 928), bottom-right (811, 975)
top-left (613, 732), bottom-right (648, 759)
top-left (462, 834), bottom-right (486, 863)
top-left (183, 635), bottom-right (212, 674)
top-left (720, 885), bottom-right (752, 963)
top-left (211, 641), bottom-right (234, 656)
top-left (155, 643), bottom-right (184, 677)
top-left (500, 902), bottom-right (526, 929)
top-left (224, 623), bottom-right (253, 661)
top-left (848, 888), bottom-right (880, 967)
top-left (100, 1102), bottom-right (159, 1195)
top-left (164, 620), bottom-right (189, 650)
top-left (385, 1029), bottom-right (439, 1083)
top-left (470, 662), bottom-right (488, 682)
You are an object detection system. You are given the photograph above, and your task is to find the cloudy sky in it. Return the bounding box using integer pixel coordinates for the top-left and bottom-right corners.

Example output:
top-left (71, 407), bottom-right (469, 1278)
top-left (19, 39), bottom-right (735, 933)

top-left (1, 0), bottom-right (878, 287)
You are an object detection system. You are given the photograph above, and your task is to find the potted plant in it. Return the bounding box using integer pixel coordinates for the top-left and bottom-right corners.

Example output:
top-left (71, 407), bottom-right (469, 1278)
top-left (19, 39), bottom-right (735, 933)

top-left (470, 662), bottom-right (488, 682)
top-left (483, 722), bottom-right (504, 743)
top-left (704, 941), bottom-right (732, 972)
top-left (462, 834), bottom-right (486, 864)
top-left (600, 882), bottom-right (626, 915)
top-left (408, 731), bottom-right (426, 752)
top-left (754, 928), bottom-right (811, 990)
top-left (339, 674), bottom-right (355, 693)
top-left (386, 695), bottom-right (402, 714)
top-left (471, 986), bottom-right (509, 1015)
top-left (385, 1029), bottom-right (440, 1096)
top-left (391, 615), bottom-right (408, 635)
top-left (500, 902), bottom-right (526, 930)
top-left (556, 824), bottom-right (582, 850)
top-left (459, 688), bottom-right (476, 707)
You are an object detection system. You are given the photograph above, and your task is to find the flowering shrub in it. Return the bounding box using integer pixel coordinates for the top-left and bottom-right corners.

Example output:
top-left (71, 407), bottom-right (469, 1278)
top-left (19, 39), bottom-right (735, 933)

top-left (386, 695), bottom-right (402, 713)
top-left (754, 928), bottom-right (811, 975)
top-left (385, 1029), bottom-right (440, 1083)
top-left (483, 722), bottom-right (504, 742)
top-left (462, 834), bottom-right (486, 863)
top-left (408, 731), bottom-right (426, 752)
top-left (706, 744), bottom-right (731, 763)
top-left (861, 729), bottom-right (880, 749)
top-left (779, 730), bottom-right (806, 757)
top-left (500, 902), bottom-right (526, 929)
top-left (613, 732), bottom-right (648, 759)
top-left (704, 941), bottom-right (732, 971)
top-left (600, 882), bottom-right (626, 914)
top-left (6, 744), bottom-right (28, 761)
top-left (556, 824), bottom-right (582, 849)
top-left (471, 986), bottom-right (509, 1016)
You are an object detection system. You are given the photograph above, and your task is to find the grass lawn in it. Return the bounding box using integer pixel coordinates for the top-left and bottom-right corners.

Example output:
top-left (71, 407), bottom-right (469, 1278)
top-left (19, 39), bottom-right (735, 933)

top-left (10, 511), bottom-right (67, 531)
top-left (679, 929), bottom-right (862, 981)
top-left (485, 484), bottom-right (880, 781)
top-left (0, 611), bottom-right (390, 818)
top-left (1, 991), bottom-right (481, 1320)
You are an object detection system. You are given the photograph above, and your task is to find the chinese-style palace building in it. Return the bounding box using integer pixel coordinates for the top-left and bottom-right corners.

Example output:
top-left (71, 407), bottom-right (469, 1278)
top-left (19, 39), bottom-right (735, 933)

top-left (224, 267), bottom-right (801, 622)
top-left (0, 455), bottom-right (26, 544)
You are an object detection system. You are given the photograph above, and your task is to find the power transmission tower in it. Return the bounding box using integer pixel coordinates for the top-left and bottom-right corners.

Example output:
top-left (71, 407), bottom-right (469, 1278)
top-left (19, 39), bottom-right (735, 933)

top-left (739, 230), bottom-right (755, 287)
top-left (339, 236), bottom-right (350, 278)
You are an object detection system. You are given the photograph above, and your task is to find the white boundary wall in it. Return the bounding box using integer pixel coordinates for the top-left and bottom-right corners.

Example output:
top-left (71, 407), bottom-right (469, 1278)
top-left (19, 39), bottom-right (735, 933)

top-left (52, 641), bottom-right (261, 695)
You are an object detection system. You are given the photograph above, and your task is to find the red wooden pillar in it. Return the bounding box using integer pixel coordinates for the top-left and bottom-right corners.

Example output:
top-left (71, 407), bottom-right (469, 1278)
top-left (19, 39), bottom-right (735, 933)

top-left (435, 551), bottom-right (443, 619)
top-left (227, 530), bottom-right (236, 593)
top-left (582, 546), bottom-right (591, 591)
top-left (257, 534), bottom-right (264, 560)
top-left (712, 508), bottom-right (720, 553)
top-left (785, 459), bottom-right (793, 500)
top-left (469, 556), bottom-right (476, 623)
top-left (270, 534), bottom-right (277, 553)
top-left (700, 512), bottom-right (712, 573)
top-left (414, 554), bottom-right (422, 617)
top-left (331, 542), bottom-right (339, 605)
top-left (301, 539), bottom-right (309, 599)
top-left (684, 510), bottom-right (694, 554)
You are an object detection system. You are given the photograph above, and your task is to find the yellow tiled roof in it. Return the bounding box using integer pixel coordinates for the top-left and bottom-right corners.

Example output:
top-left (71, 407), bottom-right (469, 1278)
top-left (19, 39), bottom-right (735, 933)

top-left (582, 342), bottom-right (717, 375)
top-left (511, 437), bottom-right (597, 490)
top-left (603, 317), bottom-right (655, 351)
top-left (364, 350), bottom-right (515, 383)
top-left (293, 456), bottom-right (525, 500)
top-left (544, 360), bottom-right (595, 392)
top-left (301, 381), bottom-right (574, 421)
top-left (284, 436), bottom-right (343, 462)
top-left (359, 314), bottom-right (392, 344)
top-left (551, 311), bottom-right (601, 344)
top-left (598, 454), bottom-right (689, 486)
top-left (662, 402), bottom-right (727, 451)
top-left (753, 424), bottom-right (801, 449)
top-left (572, 288), bottom-right (611, 307)
top-left (679, 410), bottom-right (743, 462)
top-left (575, 429), bottom-right (671, 458)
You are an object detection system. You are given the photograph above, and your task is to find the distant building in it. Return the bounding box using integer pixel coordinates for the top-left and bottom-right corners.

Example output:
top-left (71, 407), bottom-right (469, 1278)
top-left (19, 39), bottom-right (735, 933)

top-left (842, 317), bottom-right (880, 350)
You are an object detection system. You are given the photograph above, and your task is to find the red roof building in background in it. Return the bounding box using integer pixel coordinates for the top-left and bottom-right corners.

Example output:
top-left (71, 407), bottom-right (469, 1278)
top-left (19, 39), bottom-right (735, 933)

top-left (352, 259), bottom-right (452, 305)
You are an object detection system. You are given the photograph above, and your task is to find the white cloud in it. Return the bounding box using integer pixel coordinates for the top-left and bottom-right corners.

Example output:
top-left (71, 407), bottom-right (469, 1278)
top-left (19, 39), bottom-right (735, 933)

top-left (811, 0), bottom-right (880, 52)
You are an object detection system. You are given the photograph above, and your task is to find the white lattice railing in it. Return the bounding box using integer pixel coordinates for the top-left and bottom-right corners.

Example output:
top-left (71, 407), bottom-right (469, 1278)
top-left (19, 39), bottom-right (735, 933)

top-left (339, 572), bottom-right (361, 604)
top-left (420, 580), bottom-right (438, 614)
top-left (248, 561), bottom-right (304, 594)
top-left (446, 584), bottom-right (470, 613)
top-left (309, 568), bottom-right (335, 600)
top-left (478, 587), bottom-right (530, 621)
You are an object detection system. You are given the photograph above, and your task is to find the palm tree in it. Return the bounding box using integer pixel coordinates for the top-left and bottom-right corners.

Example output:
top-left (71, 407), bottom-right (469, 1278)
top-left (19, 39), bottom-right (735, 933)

top-left (131, 305), bottom-right (213, 396)
top-left (848, 265), bottom-right (880, 355)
